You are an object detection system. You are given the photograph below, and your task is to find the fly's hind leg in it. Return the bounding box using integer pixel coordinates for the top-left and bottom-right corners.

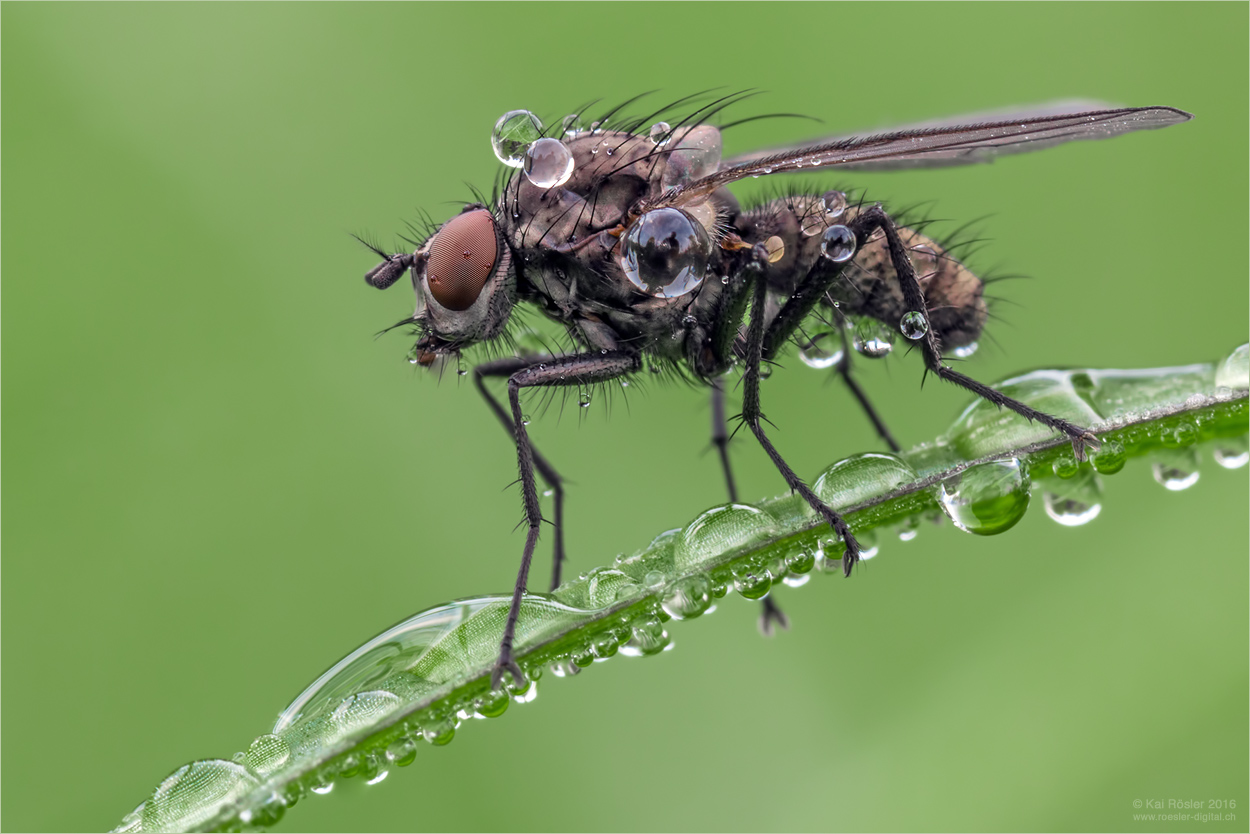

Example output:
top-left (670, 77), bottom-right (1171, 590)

top-left (490, 351), bottom-right (640, 689)
top-left (474, 357), bottom-right (569, 592)
top-left (851, 205), bottom-right (1099, 460)
top-left (710, 377), bottom-right (789, 636)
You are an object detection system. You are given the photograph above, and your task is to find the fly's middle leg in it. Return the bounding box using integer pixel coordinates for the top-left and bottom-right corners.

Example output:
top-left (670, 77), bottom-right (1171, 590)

top-left (852, 205), bottom-right (1100, 461)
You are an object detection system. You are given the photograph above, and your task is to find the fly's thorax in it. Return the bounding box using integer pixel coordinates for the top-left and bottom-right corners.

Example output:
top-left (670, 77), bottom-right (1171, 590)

top-left (412, 206), bottom-right (517, 351)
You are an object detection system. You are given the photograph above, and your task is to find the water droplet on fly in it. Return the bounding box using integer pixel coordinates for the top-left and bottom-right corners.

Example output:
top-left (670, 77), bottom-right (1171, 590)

top-left (820, 224), bottom-right (857, 263)
top-left (523, 138), bottom-right (575, 189)
top-left (799, 332), bottom-right (844, 369)
top-left (491, 110), bottom-right (543, 168)
top-left (899, 311), bottom-right (929, 340)
top-left (951, 341), bottom-right (979, 359)
top-left (660, 574), bottom-right (713, 619)
top-left (521, 416), bottom-right (531, 426)
top-left (938, 458), bottom-right (1031, 535)
top-left (821, 190), bottom-right (848, 220)
top-left (578, 391), bottom-right (592, 408)
top-left (619, 207), bottom-right (710, 298)
top-left (560, 114), bottom-right (583, 138)
top-left (854, 324), bottom-right (894, 359)
top-left (648, 121), bottom-right (672, 145)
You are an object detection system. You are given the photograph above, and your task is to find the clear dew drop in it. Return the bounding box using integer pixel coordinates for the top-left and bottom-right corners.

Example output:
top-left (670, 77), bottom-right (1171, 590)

top-left (854, 325), bottom-right (894, 359)
top-left (244, 734), bottom-right (290, 776)
top-left (1051, 454), bottom-right (1079, 479)
top-left (1041, 470), bottom-right (1104, 527)
top-left (490, 109), bottom-right (543, 168)
top-left (785, 549), bottom-right (816, 576)
top-left (899, 311), bottom-right (929, 340)
top-left (799, 331), bottom-right (844, 369)
top-left (732, 563), bottom-right (773, 600)
top-left (578, 390), bottom-right (592, 409)
top-left (821, 190), bottom-right (848, 220)
top-left (560, 113), bottom-right (583, 137)
top-left (1091, 440), bottom-right (1126, 475)
top-left (1042, 492), bottom-right (1102, 526)
top-left (386, 737), bottom-right (418, 767)
top-left (1214, 444), bottom-right (1249, 469)
top-left (1152, 460), bottom-right (1200, 491)
top-left (619, 207), bottom-right (710, 298)
top-left (820, 224), bottom-right (857, 263)
top-left (620, 616), bottom-right (670, 657)
top-left (141, 760), bottom-right (260, 833)
top-left (952, 341), bottom-right (979, 359)
top-left (660, 574), bottom-right (713, 620)
top-left (938, 458), bottom-right (1031, 535)
top-left (648, 121), bottom-right (672, 145)
top-left (523, 137), bottom-right (575, 189)
top-left (1215, 343), bottom-right (1249, 390)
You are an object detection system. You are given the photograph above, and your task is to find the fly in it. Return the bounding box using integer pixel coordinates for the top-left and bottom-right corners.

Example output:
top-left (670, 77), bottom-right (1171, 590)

top-left (358, 95), bottom-right (1192, 688)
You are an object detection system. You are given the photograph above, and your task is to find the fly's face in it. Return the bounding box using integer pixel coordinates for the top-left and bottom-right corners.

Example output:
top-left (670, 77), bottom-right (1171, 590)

top-left (365, 205), bottom-right (516, 366)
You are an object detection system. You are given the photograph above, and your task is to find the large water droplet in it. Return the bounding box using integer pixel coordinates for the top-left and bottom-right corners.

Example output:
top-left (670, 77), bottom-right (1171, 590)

top-left (820, 224), bottom-right (856, 262)
top-left (938, 458), bottom-right (1031, 535)
top-left (1215, 343), bottom-right (1249, 390)
top-left (812, 453), bottom-right (917, 510)
top-left (648, 121), bottom-right (672, 145)
top-left (244, 734), bottom-right (290, 776)
top-left (900, 311), bottom-right (929, 340)
top-left (799, 331), bottom-right (844, 369)
top-left (660, 574), bottom-right (713, 619)
top-left (491, 110), bottom-right (543, 168)
top-left (674, 503), bottom-right (778, 568)
top-left (619, 208), bottom-right (710, 298)
top-left (1042, 470), bottom-right (1103, 527)
top-left (523, 137), bottom-right (574, 188)
top-left (141, 761), bottom-right (259, 833)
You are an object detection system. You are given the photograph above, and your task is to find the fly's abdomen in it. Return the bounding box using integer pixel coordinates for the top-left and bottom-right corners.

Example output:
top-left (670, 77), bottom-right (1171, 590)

top-left (740, 195), bottom-right (987, 352)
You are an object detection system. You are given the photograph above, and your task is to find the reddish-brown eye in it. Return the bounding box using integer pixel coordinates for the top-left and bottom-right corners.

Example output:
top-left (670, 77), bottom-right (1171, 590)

top-left (426, 210), bottom-right (499, 311)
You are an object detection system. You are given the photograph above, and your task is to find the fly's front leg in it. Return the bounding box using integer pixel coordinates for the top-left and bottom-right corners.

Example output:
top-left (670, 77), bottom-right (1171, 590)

top-left (854, 205), bottom-right (1100, 460)
top-left (493, 351), bottom-right (641, 689)
top-left (742, 258), bottom-right (863, 577)
top-left (474, 357), bottom-right (569, 591)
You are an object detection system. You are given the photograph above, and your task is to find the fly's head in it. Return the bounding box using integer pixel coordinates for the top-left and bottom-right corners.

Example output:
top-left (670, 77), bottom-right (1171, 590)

top-left (364, 204), bottom-right (516, 366)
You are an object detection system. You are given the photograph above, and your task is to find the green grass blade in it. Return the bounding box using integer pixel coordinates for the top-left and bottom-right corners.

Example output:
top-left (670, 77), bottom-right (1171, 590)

top-left (114, 346), bottom-right (1249, 833)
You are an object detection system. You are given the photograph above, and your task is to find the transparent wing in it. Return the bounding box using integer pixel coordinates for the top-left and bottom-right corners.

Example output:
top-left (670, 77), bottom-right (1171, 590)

top-left (655, 104), bottom-right (1192, 211)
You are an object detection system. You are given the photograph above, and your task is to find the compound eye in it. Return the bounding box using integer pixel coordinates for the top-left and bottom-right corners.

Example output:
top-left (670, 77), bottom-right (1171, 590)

top-left (426, 210), bottom-right (499, 311)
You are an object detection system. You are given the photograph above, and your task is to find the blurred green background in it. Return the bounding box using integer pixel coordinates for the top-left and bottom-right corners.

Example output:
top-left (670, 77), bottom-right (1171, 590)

top-left (4, 4), bottom-right (1247, 832)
